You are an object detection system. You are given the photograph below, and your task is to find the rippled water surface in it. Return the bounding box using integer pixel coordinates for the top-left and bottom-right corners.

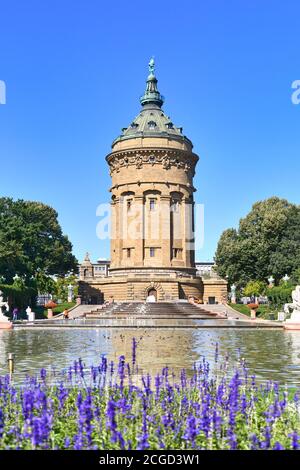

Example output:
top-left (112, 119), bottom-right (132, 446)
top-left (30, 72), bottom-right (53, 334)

top-left (1, 327), bottom-right (300, 386)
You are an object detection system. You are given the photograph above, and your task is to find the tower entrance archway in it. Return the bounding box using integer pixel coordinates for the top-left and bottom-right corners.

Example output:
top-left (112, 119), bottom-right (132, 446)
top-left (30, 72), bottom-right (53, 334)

top-left (147, 288), bottom-right (157, 302)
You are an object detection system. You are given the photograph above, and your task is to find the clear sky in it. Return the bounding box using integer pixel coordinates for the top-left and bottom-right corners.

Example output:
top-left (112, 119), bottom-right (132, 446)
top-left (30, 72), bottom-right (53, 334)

top-left (0, 0), bottom-right (299, 264)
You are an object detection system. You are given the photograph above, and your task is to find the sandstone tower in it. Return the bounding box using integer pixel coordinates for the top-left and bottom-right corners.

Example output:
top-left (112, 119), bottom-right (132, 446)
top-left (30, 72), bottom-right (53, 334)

top-left (79, 60), bottom-right (227, 303)
top-left (108, 59), bottom-right (198, 274)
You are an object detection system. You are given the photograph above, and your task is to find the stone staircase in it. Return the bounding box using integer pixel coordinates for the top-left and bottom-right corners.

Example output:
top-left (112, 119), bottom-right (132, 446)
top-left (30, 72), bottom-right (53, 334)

top-left (86, 302), bottom-right (224, 319)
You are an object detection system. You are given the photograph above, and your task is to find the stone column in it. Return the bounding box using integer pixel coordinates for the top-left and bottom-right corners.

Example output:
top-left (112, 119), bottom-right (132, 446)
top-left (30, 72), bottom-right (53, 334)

top-left (160, 194), bottom-right (171, 267)
top-left (182, 196), bottom-right (194, 267)
top-left (134, 195), bottom-right (144, 266)
top-left (110, 198), bottom-right (116, 267)
top-left (111, 197), bottom-right (122, 268)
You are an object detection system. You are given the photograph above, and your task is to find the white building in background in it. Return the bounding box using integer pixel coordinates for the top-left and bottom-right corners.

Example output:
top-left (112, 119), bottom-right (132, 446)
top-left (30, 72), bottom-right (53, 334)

top-left (78, 255), bottom-right (110, 280)
top-left (195, 261), bottom-right (216, 277)
top-left (79, 256), bottom-right (216, 280)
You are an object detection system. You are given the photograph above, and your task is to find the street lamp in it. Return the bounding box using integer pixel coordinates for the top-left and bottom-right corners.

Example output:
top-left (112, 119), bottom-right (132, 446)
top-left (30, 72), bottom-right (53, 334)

top-left (230, 284), bottom-right (237, 304)
top-left (67, 284), bottom-right (74, 303)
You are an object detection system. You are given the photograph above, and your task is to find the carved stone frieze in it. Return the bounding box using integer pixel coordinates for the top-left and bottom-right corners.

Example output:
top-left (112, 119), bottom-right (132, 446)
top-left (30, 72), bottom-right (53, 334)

top-left (107, 149), bottom-right (198, 176)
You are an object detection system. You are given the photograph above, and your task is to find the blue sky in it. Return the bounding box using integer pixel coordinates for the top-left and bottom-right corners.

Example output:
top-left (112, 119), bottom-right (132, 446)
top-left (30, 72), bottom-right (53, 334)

top-left (0, 0), bottom-right (299, 263)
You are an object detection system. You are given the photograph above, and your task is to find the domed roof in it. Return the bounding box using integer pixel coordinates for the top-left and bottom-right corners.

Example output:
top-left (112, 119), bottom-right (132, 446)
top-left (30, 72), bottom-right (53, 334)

top-left (112, 59), bottom-right (193, 148)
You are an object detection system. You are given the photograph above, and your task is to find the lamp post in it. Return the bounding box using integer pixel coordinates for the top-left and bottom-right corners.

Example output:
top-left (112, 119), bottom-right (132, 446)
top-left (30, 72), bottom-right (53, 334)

top-left (67, 284), bottom-right (74, 303)
top-left (230, 284), bottom-right (237, 304)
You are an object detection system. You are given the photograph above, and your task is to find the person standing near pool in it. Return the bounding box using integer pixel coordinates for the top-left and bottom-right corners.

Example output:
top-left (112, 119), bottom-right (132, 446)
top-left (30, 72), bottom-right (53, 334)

top-left (12, 307), bottom-right (19, 321)
top-left (63, 309), bottom-right (69, 319)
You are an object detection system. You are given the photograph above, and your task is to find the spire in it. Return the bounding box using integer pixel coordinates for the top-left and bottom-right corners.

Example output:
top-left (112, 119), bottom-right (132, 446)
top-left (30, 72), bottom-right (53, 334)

top-left (82, 252), bottom-right (92, 265)
top-left (140, 58), bottom-right (164, 108)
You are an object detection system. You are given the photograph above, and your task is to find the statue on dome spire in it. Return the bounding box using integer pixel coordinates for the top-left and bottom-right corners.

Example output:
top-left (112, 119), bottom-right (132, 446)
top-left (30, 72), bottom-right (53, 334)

top-left (148, 57), bottom-right (155, 75)
top-left (140, 57), bottom-right (164, 108)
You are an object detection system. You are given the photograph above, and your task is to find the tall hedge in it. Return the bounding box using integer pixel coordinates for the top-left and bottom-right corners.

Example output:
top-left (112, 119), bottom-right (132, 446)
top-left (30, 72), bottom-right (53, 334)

top-left (0, 284), bottom-right (37, 310)
top-left (266, 285), bottom-right (293, 310)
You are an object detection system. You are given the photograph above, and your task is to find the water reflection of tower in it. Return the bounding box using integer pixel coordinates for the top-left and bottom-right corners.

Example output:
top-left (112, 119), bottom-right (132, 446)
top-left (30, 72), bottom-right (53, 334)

top-left (108, 328), bottom-right (199, 377)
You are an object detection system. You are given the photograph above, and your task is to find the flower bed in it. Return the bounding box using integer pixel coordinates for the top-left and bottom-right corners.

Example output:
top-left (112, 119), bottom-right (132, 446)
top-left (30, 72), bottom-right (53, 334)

top-left (0, 340), bottom-right (299, 450)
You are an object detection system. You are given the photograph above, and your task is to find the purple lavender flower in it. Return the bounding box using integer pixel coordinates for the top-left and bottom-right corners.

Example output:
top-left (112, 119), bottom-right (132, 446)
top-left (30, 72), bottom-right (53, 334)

top-left (106, 399), bottom-right (117, 441)
top-left (0, 408), bottom-right (4, 439)
top-left (155, 374), bottom-right (161, 400)
top-left (290, 432), bottom-right (299, 450)
top-left (183, 414), bottom-right (197, 447)
top-left (31, 412), bottom-right (52, 448)
top-left (132, 337), bottom-right (137, 366)
top-left (227, 430), bottom-right (237, 450)
top-left (40, 368), bottom-right (47, 382)
top-left (78, 358), bottom-right (85, 378)
top-left (137, 408), bottom-right (150, 450)
top-left (250, 433), bottom-right (260, 450)
top-left (64, 437), bottom-right (71, 448)
top-left (273, 441), bottom-right (284, 450)
top-left (57, 382), bottom-right (68, 409)
top-left (261, 426), bottom-right (272, 449)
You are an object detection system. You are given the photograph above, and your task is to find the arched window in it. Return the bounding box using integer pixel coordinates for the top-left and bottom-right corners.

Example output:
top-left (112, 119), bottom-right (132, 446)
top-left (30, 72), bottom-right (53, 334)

top-left (148, 121), bottom-right (157, 130)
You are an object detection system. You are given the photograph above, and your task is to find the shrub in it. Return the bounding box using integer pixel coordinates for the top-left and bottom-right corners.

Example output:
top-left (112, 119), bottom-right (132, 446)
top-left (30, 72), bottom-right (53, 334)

top-left (0, 283), bottom-right (36, 309)
top-left (266, 285), bottom-right (293, 310)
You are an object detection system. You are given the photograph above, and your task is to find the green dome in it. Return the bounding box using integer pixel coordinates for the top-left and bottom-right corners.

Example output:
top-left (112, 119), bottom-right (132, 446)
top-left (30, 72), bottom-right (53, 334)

top-left (112, 59), bottom-right (193, 148)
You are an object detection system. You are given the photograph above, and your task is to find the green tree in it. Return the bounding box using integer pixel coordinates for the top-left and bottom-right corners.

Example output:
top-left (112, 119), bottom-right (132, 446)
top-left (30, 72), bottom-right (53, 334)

top-left (215, 197), bottom-right (300, 287)
top-left (291, 268), bottom-right (300, 285)
top-left (35, 271), bottom-right (56, 295)
top-left (54, 275), bottom-right (78, 302)
top-left (243, 280), bottom-right (266, 298)
top-left (0, 198), bottom-right (78, 283)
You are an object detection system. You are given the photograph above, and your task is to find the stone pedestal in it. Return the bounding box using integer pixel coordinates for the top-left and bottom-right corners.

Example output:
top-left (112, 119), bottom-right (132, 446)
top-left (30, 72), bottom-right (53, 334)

top-left (26, 307), bottom-right (35, 322)
top-left (278, 311), bottom-right (285, 322)
top-left (250, 308), bottom-right (257, 320)
top-left (0, 312), bottom-right (13, 329)
top-left (284, 309), bottom-right (300, 329)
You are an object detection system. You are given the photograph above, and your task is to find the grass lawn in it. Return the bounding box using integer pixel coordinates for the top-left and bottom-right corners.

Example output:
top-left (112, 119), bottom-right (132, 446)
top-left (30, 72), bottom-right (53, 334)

top-left (15, 302), bottom-right (76, 320)
top-left (229, 303), bottom-right (276, 319)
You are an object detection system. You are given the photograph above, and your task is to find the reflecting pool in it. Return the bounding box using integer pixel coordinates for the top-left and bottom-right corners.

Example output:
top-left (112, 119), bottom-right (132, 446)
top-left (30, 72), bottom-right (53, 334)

top-left (1, 327), bottom-right (300, 387)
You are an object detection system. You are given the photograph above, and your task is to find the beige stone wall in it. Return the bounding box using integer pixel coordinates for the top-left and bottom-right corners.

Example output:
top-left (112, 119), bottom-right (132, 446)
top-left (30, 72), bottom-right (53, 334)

top-left (202, 279), bottom-right (228, 304)
top-left (112, 136), bottom-right (193, 153)
top-left (79, 275), bottom-right (204, 302)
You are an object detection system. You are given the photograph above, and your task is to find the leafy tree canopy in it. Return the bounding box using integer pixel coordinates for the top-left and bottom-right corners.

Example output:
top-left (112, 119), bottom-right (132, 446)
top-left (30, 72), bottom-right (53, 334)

top-left (54, 275), bottom-right (78, 302)
top-left (215, 197), bottom-right (300, 287)
top-left (0, 198), bottom-right (78, 283)
top-left (243, 280), bottom-right (267, 298)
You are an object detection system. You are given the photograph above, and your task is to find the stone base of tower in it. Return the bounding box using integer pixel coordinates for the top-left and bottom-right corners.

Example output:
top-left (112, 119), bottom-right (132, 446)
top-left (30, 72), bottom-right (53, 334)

top-left (79, 272), bottom-right (227, 304)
